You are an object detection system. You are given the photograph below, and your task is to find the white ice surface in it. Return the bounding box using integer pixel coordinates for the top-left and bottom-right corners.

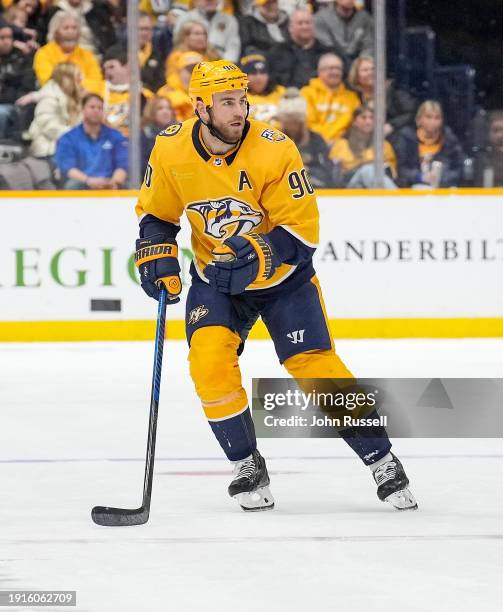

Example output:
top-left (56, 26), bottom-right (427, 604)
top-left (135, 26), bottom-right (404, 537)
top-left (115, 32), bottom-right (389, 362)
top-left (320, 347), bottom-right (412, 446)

top-left (1, 338), bottom-right (503, 612)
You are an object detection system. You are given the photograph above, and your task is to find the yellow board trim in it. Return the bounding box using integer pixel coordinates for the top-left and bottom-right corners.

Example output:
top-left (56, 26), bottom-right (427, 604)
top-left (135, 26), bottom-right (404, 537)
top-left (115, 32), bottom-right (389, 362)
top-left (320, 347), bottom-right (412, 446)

top-left (2, 187), bottom-right (503, 199)
top-left (1, 318), bottom-right (503, 342)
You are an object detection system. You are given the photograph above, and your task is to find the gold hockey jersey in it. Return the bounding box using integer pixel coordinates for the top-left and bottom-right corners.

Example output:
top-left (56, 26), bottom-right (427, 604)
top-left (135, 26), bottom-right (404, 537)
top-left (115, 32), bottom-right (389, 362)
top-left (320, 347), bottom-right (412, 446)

top-left (136, 117), bottom-right (320, 290)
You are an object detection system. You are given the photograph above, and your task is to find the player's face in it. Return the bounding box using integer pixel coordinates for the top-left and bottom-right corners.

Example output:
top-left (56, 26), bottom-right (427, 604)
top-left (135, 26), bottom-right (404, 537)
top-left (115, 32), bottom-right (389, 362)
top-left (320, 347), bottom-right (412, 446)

top-left (207, 90), bottom-right (248, 141)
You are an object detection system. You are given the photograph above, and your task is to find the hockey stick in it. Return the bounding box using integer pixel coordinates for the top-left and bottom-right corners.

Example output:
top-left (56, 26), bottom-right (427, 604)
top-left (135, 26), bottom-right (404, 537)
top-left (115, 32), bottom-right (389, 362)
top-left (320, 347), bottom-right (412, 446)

top-left (91, 287), bottom-right (168, 526)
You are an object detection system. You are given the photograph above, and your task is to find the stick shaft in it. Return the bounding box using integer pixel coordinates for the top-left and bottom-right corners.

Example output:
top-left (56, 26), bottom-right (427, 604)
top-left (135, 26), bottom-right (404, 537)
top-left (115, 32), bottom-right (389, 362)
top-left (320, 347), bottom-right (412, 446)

top-left (141, 288), bottom-right (167, 509)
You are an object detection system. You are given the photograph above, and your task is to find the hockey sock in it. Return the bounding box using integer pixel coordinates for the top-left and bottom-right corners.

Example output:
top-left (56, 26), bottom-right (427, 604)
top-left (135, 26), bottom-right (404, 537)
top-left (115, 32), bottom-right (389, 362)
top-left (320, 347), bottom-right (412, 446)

top-left (338, 410), bottom-right (392, 466)
top-left (209, 407), bottom-right (257, 462)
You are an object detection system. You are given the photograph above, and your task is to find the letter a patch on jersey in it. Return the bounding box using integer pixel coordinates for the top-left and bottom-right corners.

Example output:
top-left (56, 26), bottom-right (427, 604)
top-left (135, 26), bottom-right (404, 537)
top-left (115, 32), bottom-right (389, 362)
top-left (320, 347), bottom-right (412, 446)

top-left (238, 170), bottom-right (253, 191)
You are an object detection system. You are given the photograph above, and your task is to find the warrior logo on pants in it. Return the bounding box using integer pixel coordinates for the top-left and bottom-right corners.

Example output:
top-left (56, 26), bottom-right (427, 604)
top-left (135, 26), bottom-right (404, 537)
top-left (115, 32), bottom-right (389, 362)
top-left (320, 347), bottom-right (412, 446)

top-left (187, 198), bottom-right (263, 239)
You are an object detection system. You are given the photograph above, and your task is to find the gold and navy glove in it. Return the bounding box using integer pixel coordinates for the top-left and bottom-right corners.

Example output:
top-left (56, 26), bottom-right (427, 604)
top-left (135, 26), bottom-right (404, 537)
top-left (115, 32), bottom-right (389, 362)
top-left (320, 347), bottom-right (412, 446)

top-left (135, 234), bottom-right (182, 302)
top-left (204, 232), bottom-right (281, 295)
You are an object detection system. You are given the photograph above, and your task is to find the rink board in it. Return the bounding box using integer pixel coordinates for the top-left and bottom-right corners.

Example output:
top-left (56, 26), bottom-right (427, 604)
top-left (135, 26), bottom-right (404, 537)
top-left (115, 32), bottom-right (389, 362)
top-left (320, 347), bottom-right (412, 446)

top-left (1, 189), bottom-right (502, 340)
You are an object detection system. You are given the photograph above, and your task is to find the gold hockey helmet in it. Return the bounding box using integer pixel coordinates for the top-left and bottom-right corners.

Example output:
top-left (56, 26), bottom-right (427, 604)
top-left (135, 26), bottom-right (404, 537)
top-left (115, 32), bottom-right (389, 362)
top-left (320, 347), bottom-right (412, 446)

top-left (189, 60), bottom-right (248, 108)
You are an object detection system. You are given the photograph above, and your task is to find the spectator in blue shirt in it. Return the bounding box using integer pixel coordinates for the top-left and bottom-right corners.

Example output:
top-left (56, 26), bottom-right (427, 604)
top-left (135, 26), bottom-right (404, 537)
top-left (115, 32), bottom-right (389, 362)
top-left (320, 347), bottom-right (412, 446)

top-left (55, 92), bottom-right (128, 189)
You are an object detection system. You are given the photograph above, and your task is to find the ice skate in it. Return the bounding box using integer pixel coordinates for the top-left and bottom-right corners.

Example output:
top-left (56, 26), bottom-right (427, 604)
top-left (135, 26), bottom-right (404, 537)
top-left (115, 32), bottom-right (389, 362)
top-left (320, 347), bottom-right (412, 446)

top-left (228, 450), bottom-right (275, 512)
top-left (373, 453), bottom-right (418, 511)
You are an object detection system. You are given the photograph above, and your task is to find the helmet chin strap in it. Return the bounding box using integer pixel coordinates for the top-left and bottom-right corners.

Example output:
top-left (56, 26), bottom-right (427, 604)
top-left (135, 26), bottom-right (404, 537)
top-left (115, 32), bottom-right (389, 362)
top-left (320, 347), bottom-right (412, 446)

top-left (196, 103), bottom-right (250, 147)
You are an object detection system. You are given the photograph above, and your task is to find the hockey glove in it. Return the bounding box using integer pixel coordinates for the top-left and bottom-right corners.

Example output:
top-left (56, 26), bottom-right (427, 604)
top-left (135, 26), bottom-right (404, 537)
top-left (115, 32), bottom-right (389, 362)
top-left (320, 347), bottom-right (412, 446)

top-left (135, 234), bottom-right (182, 302)
top-left (204, 233), bottom-right (281, 295)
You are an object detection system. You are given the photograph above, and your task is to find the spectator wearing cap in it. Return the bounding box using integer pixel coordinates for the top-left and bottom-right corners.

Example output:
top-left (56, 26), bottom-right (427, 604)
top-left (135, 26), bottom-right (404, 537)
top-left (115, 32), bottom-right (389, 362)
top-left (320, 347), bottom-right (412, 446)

top-left (314, 0), bottom-right (373, 63)
top-left (329, 104), bottom-right (397, 188)
top-left (138, 12), bottom-right (166, 92)
top-left (86, 45), bottom-right (153, 136)
top-left (238, 0), bottom-right (289, 56)
top-left (174, 0), bottom-right (241, 63)
top-left (157, 51), bottom-right (203, 121)
top-left (277, 87), bottom-right (339, 188)
top-left (33, 12), bottom-right (102, 86)
top-left (0, 21), bottom-right (36, 138)
top-left (165, 19), bottom-right (218, 82)
top-left (271, 8), bottom-right (343, 89)
top-left (55, 92), bottom-right (128, 189)
top-left (241, 53), bottom-right (285, 124)
top-left (301, 52), bottom-right (359, 145)
top-left (348, 55), bottom-right (416, 139)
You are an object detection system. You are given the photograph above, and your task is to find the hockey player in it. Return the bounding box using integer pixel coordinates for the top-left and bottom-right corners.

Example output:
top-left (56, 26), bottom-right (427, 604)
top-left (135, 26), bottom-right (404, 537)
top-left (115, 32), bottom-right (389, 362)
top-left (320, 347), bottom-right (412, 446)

top-left (135, 60), bottom-right (417, 512)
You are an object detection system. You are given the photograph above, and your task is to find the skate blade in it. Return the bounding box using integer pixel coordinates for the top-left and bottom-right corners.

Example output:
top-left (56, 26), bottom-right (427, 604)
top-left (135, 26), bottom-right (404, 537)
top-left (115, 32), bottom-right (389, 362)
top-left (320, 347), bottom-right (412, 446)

top-left (384, 487), bottom-right (418, 511)
top-left (236, 486), bottom-right (275, 512)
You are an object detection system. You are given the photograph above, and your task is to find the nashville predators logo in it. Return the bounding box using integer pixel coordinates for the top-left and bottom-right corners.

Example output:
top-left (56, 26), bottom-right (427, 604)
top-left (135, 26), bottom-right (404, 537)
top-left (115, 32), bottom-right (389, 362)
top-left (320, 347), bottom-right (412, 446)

top-left (187, 197), bottom-right (263, 239)
top-left (188, 305), bottom-right (209, 325)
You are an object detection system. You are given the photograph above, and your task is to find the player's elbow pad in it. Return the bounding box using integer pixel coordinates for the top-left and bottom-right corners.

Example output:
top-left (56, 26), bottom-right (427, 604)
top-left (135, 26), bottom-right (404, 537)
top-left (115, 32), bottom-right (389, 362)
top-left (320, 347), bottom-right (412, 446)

top-left (267, 226), bottom-right (316, 266)
top-left (139, 214), bottom-right (181, 241)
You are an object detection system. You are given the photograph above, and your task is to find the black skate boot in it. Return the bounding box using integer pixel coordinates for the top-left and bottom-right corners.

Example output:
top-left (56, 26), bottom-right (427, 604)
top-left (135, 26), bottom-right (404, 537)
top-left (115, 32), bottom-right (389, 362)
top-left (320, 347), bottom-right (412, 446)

top-left (228, 450), bottom-right (275, 512)
top-left (373, 453), bottom-right (418, 511)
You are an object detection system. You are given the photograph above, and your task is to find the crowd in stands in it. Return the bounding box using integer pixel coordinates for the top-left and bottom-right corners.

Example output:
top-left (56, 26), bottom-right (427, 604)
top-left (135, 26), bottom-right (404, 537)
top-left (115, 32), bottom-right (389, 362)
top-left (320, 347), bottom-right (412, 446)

top-left (0, 0), bottom-right (500, 189)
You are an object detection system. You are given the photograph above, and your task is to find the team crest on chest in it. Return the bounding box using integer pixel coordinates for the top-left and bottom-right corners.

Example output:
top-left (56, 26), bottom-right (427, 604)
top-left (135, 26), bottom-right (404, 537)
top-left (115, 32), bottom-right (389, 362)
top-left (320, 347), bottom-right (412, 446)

top-left (187, 197), bottom-right (263, 239)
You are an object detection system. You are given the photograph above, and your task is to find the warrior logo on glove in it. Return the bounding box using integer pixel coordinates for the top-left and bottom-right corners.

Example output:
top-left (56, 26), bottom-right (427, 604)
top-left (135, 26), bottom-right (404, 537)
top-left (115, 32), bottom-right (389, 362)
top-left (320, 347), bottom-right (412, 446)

top-left (187, 198), bottom-right (263, 239)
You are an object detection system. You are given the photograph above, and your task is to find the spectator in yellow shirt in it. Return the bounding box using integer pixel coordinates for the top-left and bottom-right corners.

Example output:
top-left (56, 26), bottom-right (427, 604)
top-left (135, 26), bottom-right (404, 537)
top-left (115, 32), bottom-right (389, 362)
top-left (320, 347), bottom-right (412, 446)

top-left (157, 51), bottom-right (203, 122)
top-left (33, 12), bottom-right (102, 86)
top-left (329, 104), bottom-right (398, 189)
top-left (165, 19), bottom-right (218, 82)
top-left (301, 52), bottom-right (359, 145)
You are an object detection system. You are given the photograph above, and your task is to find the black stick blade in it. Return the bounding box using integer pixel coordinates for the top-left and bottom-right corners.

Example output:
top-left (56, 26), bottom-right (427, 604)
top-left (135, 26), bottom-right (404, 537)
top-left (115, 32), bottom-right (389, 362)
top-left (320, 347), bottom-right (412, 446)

top-left (91, 505), bottom-right (149, 527)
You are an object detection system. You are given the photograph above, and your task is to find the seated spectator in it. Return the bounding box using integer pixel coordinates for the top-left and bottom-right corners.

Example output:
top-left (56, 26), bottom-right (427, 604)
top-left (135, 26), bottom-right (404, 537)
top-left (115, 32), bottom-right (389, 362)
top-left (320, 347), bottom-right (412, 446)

top-left (271, 8), bottom-right (343, 89)
top-left (157, 51), bottom-right (202, 121)
top-left (42, 0), bottom-right (116, 57)
top-left (11, 0), bottom-right (43, 35)
top-left (0, 21), bottom-right (35, 138)
top-left (33, 12), bottom-right (102, 86)
top-left (477, 111), bottom-right (503, 187)
top-left (301, 52), bottom-right (359, 145)
top-left (393, 100), bottom-right (465, 188)
top-left (239, 0), bottom-right (289, 56)
top-left (165, 19), bottom-right (217, 81)
top-left (2, 4), bottom-right (39, 54)
top-left (55, 92), bottom-right (128, 189)
top-left (314, 0), bottom-right (373, 63)
top-left (330, 104), bottom-right (397, 188)
top-left (277, 87), bottom-right (339, 188)
top-left (174, 0), bottom-right (241, 63)
top-left (241, 53), bottom-right (284, 124)
top-left (138, 11), bottom-right (166, 92)
top-left (87, 45), bottom-right (152, 136)
top-left (27, 62), bottom-right (82, 157)
top-left (141, 94), bottom-right (176, 173)
top-left (347, 55), bottom-right (416, 139)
